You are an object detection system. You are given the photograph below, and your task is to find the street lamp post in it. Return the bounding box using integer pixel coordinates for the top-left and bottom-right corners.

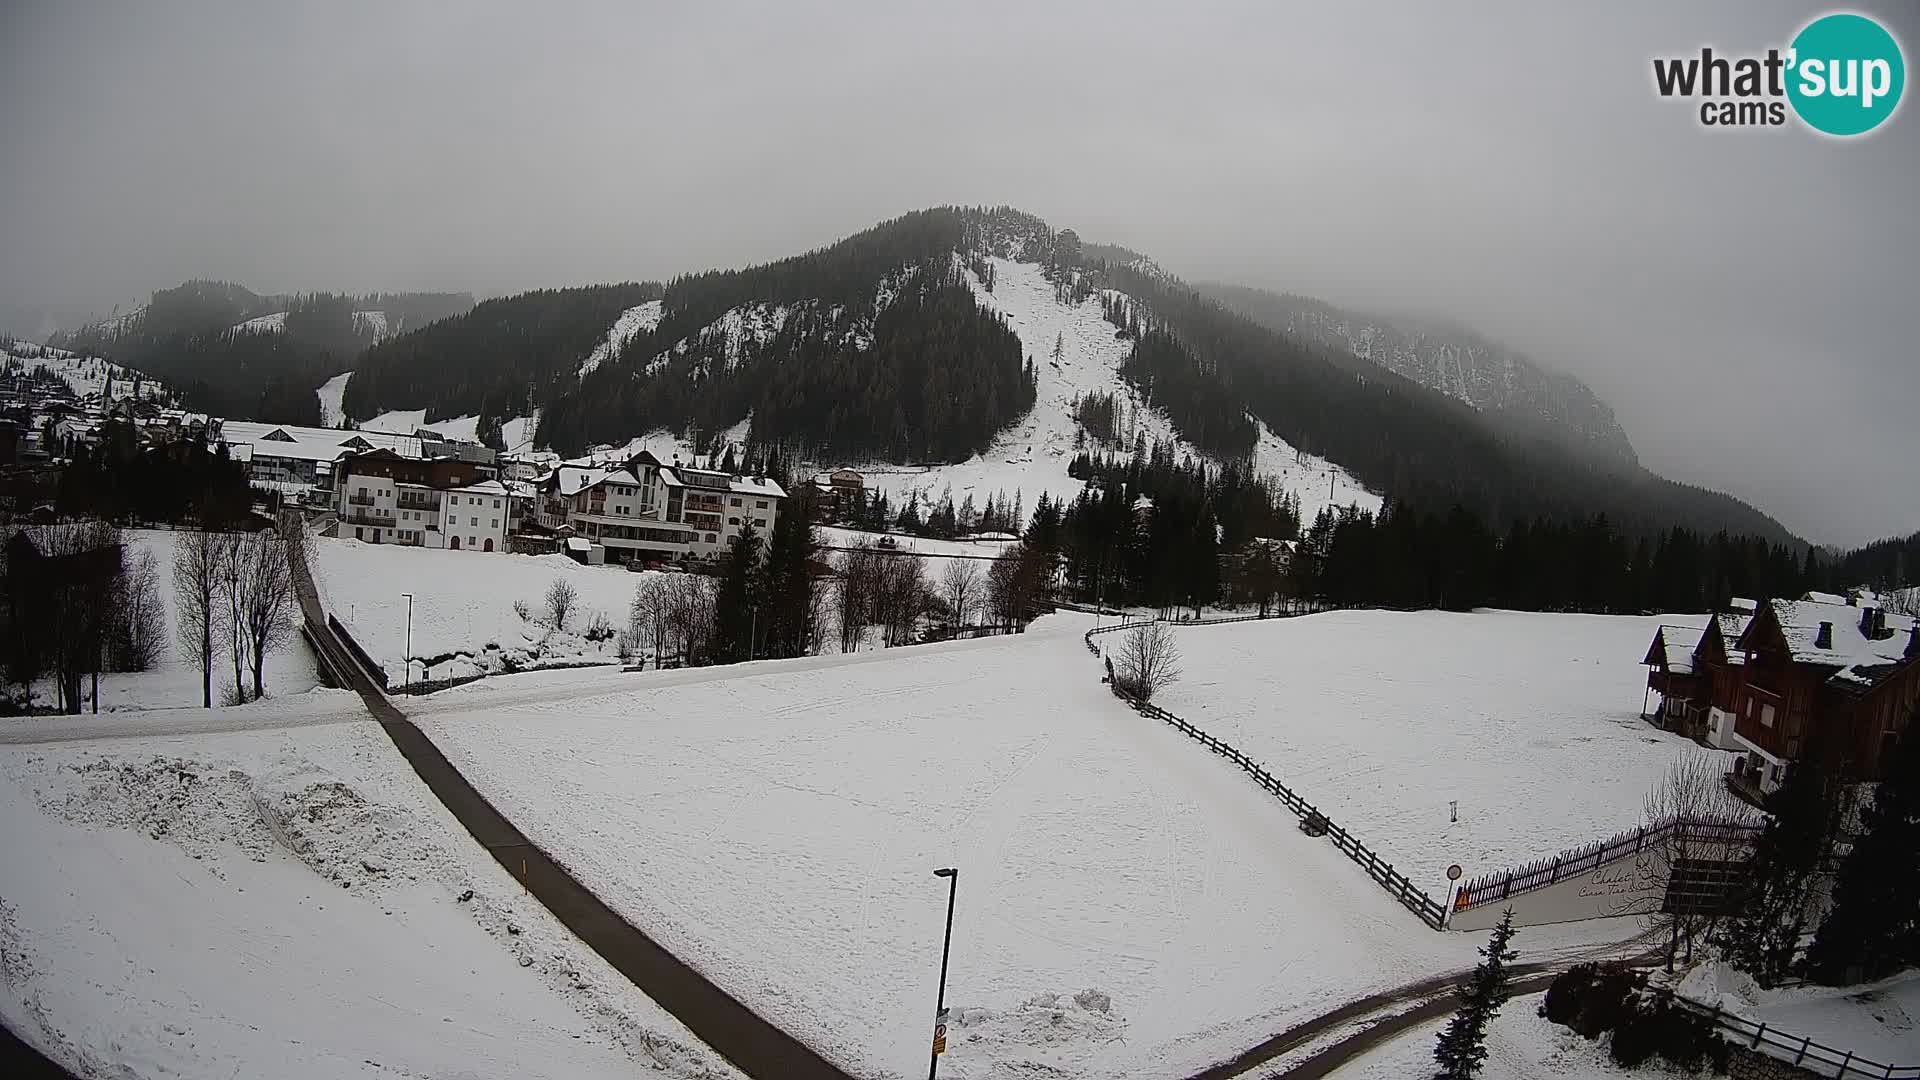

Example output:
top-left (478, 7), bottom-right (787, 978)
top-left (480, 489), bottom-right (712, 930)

top-left (401, 592), bottom-right (414, 691)
top-left (928, 867), bottom-right (958, 1080)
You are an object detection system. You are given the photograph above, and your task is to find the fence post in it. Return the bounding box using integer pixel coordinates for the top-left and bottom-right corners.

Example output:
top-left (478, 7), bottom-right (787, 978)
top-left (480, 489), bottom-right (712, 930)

top-left (1751, 1022), bottom-right (1767, 1049)
top-left (1794, 1036), bottom-right (1811, 1066)
top-left (1834, 1051), bottom-right (1853, 1076)
top-left (1635, 826), bottom-right (1645, 853)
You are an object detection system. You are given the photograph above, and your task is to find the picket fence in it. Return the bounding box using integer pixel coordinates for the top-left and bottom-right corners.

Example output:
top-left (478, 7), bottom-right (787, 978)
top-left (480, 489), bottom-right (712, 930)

top-left (1454, 816), bottom-right (1764, 913)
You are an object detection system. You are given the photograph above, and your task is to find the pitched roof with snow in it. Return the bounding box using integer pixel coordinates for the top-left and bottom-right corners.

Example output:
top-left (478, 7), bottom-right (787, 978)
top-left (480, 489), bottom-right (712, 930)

top-left (1748, 597), bottom-right (1917, 693)
top-left (1709, 612), bottom-right (1753, 665)
top-left (1644, 625), bottom-right (1704, 673)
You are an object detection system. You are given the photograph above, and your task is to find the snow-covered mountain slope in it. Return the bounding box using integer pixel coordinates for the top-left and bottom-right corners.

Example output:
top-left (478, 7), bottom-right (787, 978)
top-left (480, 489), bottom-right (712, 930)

top-left (353, 308), bottom-right (389, 341)
top-left (361, 409), bottom-right (480, 442)
top-left (856, 257), bottom-right (1378, 522)
top-left (1, 340), bottom-right (169, 402)
top-left (230, 311), bottom-right (288, 334)
top-left (315, 370), bottom-right (351, 426)
top-left (578, 300), bottom-right (662, 379)
top-left (647, 302), bottom-right (792, 378)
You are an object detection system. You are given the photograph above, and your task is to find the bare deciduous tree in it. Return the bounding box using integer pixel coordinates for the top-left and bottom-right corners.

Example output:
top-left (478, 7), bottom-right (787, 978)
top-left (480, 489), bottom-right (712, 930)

top-left (174, 528), bottom-right (225, 708)
top-left (110, 548), bottom-right (167, 672)
top-left (238, 532), bottom-right (296, 701)
top-left (1114, 620), bottom-right (1182, 702)
top-left (1642, 755), bottom-right (1751, 969)
top-left (545, 577), bottom-right (579, 630)
top-left (662, 573), bottom-right (715, 665)
top-left (217, 531), bottom-right (249, 702)
top-left (873, 555), bottom-right (929, 647)
top-left (942, 559), bottom-right (980, 628)
top-left (837, 542), bottom-right (880, 653)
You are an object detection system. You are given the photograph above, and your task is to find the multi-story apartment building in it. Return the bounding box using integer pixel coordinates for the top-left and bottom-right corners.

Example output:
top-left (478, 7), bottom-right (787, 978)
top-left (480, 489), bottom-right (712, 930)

top-left (534, 450), bottom-right (785, 564)
top-left (333, 448), bottom-right (513, 552)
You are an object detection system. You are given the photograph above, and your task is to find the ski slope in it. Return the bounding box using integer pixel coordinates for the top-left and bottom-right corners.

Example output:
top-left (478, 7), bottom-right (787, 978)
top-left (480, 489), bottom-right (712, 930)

top-left (579, 299), bottom-right (664, 379)
top-left (857, 258), bottom-right (1378, 524)
top-left (1155, 610), bottom-right (1743, 880)
top-left (315, 371), bottom-right (351, 427)
top-left (417, 614), bottom-right (1644, 1080)
top-left (360, 408), bottom-right (480, 442)
top-left (0, 723), bottom-right (739, 1080)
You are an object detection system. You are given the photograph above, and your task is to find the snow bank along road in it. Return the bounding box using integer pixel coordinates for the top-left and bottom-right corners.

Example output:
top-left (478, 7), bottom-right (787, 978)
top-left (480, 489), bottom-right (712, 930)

top-left (282, 533), bottom-right (855, 1080)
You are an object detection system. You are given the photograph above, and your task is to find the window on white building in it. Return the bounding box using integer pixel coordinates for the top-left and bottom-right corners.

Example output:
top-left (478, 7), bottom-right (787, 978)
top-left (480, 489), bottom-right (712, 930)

top-left (705, 533), bottom-right (716, 544)
top-left (491, 519), bottom-right (498, 528)
top-left (728, 517), bottom-right (739, 526)
top-left (756, 500), bottom-right (767, 509)
top-left (730, 497), bottom-right (742, 507)
top-left (754, 518), bottom-right (766, 528)
top-left (470, 516), bottom-right (479, 526)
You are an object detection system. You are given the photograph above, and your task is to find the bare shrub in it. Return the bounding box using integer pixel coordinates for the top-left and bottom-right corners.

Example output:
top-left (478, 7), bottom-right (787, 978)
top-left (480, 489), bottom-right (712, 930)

top-left (544, 578), bottom-right (578, 630)
top-left (1114, 620), bottom-right (1181, 702)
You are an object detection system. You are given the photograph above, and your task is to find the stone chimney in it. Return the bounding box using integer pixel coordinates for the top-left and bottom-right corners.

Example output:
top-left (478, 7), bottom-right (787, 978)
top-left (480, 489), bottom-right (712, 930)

top-left (1815, 621), bottom-right (1833, 650)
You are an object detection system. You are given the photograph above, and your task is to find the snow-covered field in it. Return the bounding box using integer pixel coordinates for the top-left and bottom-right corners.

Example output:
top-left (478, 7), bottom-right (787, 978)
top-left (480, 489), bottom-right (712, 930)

top-left (416, 613), bottom-right (1646, 1079)
top-left (1155, 610), bottom-right (1738, 882)
top-left (853, 258), bottom-right (1379, 526)
top-left (816, 525), bottom-right (1019, 584)
top-left (0, 723), bottom-right (739, 1080)
top-left (309, 537), bottom-right (645, 684)
top-left (27, 529), bottom-right (322, 712)
top-left (1332, 992), bottom-right (1632, 1079)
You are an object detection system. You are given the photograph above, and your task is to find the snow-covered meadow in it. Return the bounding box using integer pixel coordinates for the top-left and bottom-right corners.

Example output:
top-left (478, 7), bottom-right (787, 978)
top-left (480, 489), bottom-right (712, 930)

top-left (414, 612), bottom-right (1647, 1079)
top-left (0, 723), bottom-right (739, 1080)
top-left (1331, 991), bottom-right (1632, 1080)
top-left (308, 537), bottom-right (648, 685)
top-left (1155, 610), bottom-right (1739, 882)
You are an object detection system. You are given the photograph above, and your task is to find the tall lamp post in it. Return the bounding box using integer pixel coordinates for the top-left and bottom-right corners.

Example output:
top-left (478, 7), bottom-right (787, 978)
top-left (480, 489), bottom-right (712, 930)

top-left (400, 592), bottom-right (414, 691)
top-left (928, 867), bottom-right (958, 1080)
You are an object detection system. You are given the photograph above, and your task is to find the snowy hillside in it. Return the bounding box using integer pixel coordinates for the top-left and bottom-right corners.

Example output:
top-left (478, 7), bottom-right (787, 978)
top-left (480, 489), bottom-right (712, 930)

top-left (360, 408), bottom-right (479, 441)
top-left (229, 311), bottom-right (288, 334)
top-left (578, 299), bottom-right (663, 379)
top-left (2, 340), bottom-right (169, 403)
top-left (315, 370), bottom-right (351, 426)
top-left (0, 724), bottom-right (739, 1080)
top-left (856, 257), bottom-right (1378, 523)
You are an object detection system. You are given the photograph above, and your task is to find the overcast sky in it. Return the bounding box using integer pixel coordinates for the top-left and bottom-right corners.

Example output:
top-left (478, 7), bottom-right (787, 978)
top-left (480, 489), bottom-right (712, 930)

top-left (2, 1), bottom-right (1914, 546)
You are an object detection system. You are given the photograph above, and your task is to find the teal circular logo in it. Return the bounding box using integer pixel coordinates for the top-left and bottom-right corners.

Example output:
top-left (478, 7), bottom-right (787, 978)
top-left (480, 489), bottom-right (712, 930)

top-left (1786, 13), bottom-right (1905, 136)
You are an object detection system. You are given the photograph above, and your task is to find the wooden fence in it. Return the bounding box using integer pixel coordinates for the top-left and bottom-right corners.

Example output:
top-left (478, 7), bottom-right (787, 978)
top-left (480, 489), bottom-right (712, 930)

top-left (1454, 816), bottom-right (1764, 913)
top-left (1657, 987), bottom-right (1919, 1079)
top-left (1084, 618), bottom-right (1449, 929)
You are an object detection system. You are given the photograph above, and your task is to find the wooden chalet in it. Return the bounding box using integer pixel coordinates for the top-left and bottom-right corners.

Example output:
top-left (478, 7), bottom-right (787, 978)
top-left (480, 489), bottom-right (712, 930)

top-left (1725, 594), bottom-right (1920, 801)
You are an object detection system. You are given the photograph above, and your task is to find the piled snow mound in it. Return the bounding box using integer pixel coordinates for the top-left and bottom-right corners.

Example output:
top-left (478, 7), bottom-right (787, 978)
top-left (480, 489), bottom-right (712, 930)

top-left (0, 726), bottom-right (740, 1079)
top-left (580, 300), bottom-right (664, 379)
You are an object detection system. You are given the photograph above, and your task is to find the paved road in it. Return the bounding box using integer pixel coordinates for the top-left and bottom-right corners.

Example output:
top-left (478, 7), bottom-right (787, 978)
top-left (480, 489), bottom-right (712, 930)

top-left (283, 532), bottom-right (860, 1080)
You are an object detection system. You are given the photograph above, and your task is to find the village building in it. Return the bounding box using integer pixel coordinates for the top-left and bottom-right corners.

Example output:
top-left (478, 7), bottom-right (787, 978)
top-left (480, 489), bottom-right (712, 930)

top-left (330, 448), bottom-right (513, 552)
top-left (214, 419), bottom-right (496, 507)
top-left (1725, 594), bottom-right (1919, 801)
top-left (1643, 592), bottom-right (1916, 802)
top-left (532, 450), bottom-right (785, 564)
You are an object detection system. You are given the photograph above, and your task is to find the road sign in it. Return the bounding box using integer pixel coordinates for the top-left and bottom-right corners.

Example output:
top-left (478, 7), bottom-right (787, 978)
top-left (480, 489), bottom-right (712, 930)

top-left (932, 1007), bottom-right (950, 1055)
top-left (1446, 863), bottom-right (1463, 881)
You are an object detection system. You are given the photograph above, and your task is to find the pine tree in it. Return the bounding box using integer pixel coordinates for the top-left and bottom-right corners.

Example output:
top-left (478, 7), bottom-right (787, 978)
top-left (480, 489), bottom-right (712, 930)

top-left (1433, 909), bottom-right (1518, 1080)
top-left (1806, 712), bottom-right (1920, 984)
top-left (711, 523), bottom-right (762, 663)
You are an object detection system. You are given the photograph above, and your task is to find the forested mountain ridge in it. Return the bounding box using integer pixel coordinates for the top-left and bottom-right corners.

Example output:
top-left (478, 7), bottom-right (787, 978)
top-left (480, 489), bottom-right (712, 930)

top-left (110, 205), bottom-right (1797, 545)
top-left (50, 283), bottom-right (471, 425)
top-left (1195, 280), bottom-right (1638, 468)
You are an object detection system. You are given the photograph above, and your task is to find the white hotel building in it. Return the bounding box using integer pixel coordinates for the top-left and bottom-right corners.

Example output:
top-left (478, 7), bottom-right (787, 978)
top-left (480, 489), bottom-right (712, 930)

top-left (535, 450), bottom-right (785, 563)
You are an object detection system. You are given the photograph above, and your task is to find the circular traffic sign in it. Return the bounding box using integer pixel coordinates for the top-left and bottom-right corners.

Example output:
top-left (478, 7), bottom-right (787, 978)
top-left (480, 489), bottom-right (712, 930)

top-left (1446, 864), bottom-right (1463, 881)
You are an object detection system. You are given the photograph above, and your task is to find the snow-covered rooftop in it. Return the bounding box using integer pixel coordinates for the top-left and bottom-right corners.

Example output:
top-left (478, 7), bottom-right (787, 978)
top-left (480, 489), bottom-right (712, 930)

top-left (1752, 597), bottom-right (1917, 690)
top-left (1647, 625), bottom-right (1704, 674)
